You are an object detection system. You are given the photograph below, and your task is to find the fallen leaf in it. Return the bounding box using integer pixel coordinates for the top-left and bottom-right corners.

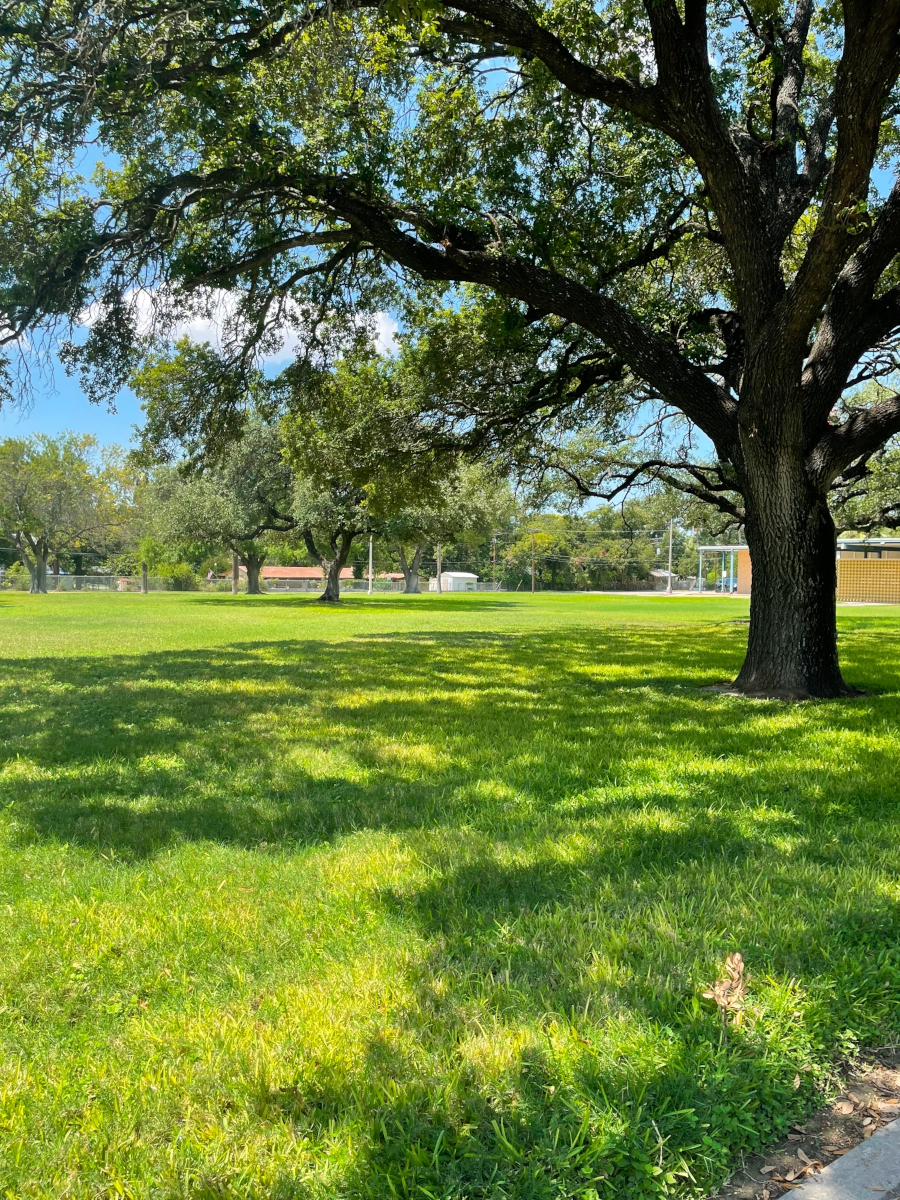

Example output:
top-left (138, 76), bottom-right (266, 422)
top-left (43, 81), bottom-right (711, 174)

top-left (792, 1075), bottom-right (801, 1090)
top-left (787, 1134), bottom-right (802, 1141)
top-left (791, 1124), bottom-right (807, 1133)
top-left (862, 1117), bottom-right (874, 1127)
top-left (864, 1127), bottom-right (876, 1139)
top-left (760, 1165), bottom-right (778, 1174)
top-left (797, 1149), bottom-right (812, 1165)
top-left (834, 1099), bottom-right (854, 1115)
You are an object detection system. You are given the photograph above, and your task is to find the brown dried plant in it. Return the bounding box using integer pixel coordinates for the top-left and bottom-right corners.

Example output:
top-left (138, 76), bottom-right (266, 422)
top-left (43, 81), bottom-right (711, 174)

top-left (703, 952), bottom-right (749, 1026)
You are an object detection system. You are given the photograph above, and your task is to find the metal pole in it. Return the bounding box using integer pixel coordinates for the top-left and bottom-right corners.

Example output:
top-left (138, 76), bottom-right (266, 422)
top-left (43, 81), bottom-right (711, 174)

top-left (141, 562), bottom-right (148, 595)
top-left (436, 543), bottom-right (442, 593)
top-left (698, 549), bottom-right (703, 592)
top-left (232, 552), bottom-right (239, 595)
top-left (531, 531), bottom-right (536, 593)
top-left (667, 518), bottom-right (674, 593)
top-left (368, 534), bottom-right (373, 595)
top-left (492, 536), bottom-right (497, 588)
top-left (730, 549), bottom-right (735, 593)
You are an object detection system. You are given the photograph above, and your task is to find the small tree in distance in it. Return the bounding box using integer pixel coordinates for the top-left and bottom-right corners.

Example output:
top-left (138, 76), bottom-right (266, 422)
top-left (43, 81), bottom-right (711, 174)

top-left (291, 477), bottom-right (375, 602)
top-left (147, 421), bottom-right (297, 594)
top-left (281, 340), bottom-right (454, 602)
top-left (0, 434), bottom-right (130, 592)
top-left (383, 464), bottom-right (517, 593)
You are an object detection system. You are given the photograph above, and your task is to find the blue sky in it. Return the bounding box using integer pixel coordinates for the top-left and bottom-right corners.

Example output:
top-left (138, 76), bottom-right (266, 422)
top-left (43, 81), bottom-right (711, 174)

top-left (1, 309), bottom-right (400, 447)
top-left (0, 368), bottom-right (144, 447)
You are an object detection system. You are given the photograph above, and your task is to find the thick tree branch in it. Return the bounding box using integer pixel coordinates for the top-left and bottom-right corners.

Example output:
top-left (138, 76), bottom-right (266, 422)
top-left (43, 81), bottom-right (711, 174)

top-left (809, 392), bottom-right (900, 484)
top-left (318, 184), bottom-right (739, 454)
top-left (439, 0), bottom-right (669, 129)
top-left (773, 1), bottom-right (900, 349)
top-left (803, 176), bottom-right (900, 423)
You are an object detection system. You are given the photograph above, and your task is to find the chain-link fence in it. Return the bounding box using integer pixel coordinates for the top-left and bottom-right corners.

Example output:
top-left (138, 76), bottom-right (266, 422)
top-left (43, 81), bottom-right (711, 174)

top-left (0, 571), bottom-right (707, 595)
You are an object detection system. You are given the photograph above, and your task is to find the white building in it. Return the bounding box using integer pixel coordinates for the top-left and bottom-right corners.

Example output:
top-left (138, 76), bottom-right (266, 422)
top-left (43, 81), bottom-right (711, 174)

top-left (428, 571), bottom-right (479, 592)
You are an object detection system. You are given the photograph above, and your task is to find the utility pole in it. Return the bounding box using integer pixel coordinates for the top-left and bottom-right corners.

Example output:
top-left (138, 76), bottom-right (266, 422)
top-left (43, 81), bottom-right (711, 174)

top-left (141, 562), bottom-right (148, 595)
top-left (436, 543), bottom-right (442, 593)
top-left (231, 552), bottom-right (239, 595)
top-left (667, 518), bottom-right (674, 593)
top-left (368, 534), bottom-right (373, 595)
top-left (492, 535), bottom-right (497, 588)
top-left (530, 531), bottom-right (536, 593)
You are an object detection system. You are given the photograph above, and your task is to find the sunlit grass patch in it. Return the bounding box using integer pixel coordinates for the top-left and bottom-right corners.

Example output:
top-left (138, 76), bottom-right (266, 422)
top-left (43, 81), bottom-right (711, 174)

top-left (0, 592), bottom-right (897, 1197)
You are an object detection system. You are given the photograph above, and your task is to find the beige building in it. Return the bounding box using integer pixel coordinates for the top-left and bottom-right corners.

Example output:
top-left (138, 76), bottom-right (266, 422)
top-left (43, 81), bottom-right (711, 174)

top-left (699, 539), bottom-right (900, 603)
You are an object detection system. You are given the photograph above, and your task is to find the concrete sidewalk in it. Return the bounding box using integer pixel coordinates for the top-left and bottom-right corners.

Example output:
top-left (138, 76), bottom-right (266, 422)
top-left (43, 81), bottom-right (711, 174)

top-left (787, 1118), bottom-right (900, 1200)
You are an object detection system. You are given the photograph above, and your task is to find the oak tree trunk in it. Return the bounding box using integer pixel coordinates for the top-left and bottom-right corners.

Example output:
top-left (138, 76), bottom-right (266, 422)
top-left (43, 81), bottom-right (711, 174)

top-left (27, 548), bottom-right (49, 594)
top-left (398, 541), bottom-right (425, 594)
top-left (319, 556), bottom-right (344, 601)
top-left (314, 530), bottom-right (356, 602)
top-left (244, 555), bottom-right (264, 595)
top-left (734, 437), bottom-right (850, 699)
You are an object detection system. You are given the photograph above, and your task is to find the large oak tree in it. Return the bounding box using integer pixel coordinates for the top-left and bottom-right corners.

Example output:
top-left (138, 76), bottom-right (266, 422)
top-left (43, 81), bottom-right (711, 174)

top-left (3, 0), bottom-right (900, 693)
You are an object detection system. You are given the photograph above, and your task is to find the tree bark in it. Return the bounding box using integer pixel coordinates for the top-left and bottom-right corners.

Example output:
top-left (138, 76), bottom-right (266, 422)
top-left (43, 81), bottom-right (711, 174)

top-left (244, 554), bottom-right (265, 595)
top-left (397, 541), bottom-right (426, 594)
top-left (20, 537), bottom-right (49, 594)
top-left (733, 437), bottom-right (850, 699)
top-left (305, 529), bottom-right (356, 603)
top-left (319, 555), bottom-right (344, 601)
top-left (28, 556), bottom-right (48, 593)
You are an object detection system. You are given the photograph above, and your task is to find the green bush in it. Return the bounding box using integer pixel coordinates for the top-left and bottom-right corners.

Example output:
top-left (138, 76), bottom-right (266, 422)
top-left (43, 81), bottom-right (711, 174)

top-left (154, 561), bottom-right (199, 591)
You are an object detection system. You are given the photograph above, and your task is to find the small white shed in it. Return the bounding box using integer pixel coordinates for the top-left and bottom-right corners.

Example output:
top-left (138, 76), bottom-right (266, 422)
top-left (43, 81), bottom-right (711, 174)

top-left (429, 571), bottom-right (479, 592)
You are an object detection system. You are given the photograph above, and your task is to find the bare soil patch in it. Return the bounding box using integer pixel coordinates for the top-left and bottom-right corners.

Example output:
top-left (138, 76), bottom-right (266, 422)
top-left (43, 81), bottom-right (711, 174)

top-left (708, 1050), bottom-right (900, 1200)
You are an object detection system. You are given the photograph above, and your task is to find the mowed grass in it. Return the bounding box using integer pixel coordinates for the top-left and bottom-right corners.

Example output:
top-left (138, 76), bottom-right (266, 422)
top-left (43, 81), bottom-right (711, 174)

top-left (0, 591), bottom-right (898, 1200)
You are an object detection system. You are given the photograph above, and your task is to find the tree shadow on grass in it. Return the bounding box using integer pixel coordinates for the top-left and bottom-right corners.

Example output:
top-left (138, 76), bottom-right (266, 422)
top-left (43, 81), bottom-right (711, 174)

top-left (183, 593), bottom-right (522, 612)
top-left (1, 624), bottom-right (897, 858)
top-left (252, 812), bottom-right (900, 1198)
top-left (2, 624), bottom-right (899, 1197)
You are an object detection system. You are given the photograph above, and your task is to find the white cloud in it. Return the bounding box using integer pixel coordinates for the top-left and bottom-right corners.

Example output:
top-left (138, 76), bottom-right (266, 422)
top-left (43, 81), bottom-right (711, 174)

top-left (372, 311), bottom-right (400, 356)
top-left (81, 288), bottom-right (400, 365)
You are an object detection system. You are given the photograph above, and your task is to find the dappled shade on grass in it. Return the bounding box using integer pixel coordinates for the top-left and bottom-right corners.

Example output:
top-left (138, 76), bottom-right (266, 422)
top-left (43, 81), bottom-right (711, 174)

top-left (0, 592), bottom-right (898, 1198)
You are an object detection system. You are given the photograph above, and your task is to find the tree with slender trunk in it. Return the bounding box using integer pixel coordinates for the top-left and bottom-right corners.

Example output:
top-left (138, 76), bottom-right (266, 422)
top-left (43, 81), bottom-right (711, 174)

top-left (281, 342), bottom-right (453, 601)
top-left (0, 435), bottom-right (130, 592)
top-left (291, 477), bottom-right (371, 603)
top-left (396, 541), bottom-right (427, 594)
top-left (303, 527), bottom-right (359, 602)
top-left (5, 1), bottom-right (900, 692)
top-left (384, 464), bottom-right (517, 593)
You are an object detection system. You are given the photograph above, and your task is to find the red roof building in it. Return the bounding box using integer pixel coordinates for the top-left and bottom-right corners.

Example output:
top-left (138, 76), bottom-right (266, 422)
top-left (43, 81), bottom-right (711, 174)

top-left (236, 565), bottom-right (355, 581)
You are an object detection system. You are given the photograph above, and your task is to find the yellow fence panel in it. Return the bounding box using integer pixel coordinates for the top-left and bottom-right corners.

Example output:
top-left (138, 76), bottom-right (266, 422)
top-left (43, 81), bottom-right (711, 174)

top-left (837, 559), bottom-right (900, 603)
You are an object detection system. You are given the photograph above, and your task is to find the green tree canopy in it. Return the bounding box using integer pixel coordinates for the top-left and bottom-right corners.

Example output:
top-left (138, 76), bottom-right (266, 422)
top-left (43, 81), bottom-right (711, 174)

top-left (0, 433), bottom-right (131, 592)
top-left (280, 341), bottom-right (454, 599)
top-left (146, 419), bottom-right (297, 593)
top-left (382, 462), bottom-right (517, 592)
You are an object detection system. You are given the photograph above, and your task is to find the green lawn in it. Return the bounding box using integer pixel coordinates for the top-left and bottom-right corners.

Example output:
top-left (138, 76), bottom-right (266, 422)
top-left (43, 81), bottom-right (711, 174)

top-left (0, 591), bottom-right (898, 1200)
